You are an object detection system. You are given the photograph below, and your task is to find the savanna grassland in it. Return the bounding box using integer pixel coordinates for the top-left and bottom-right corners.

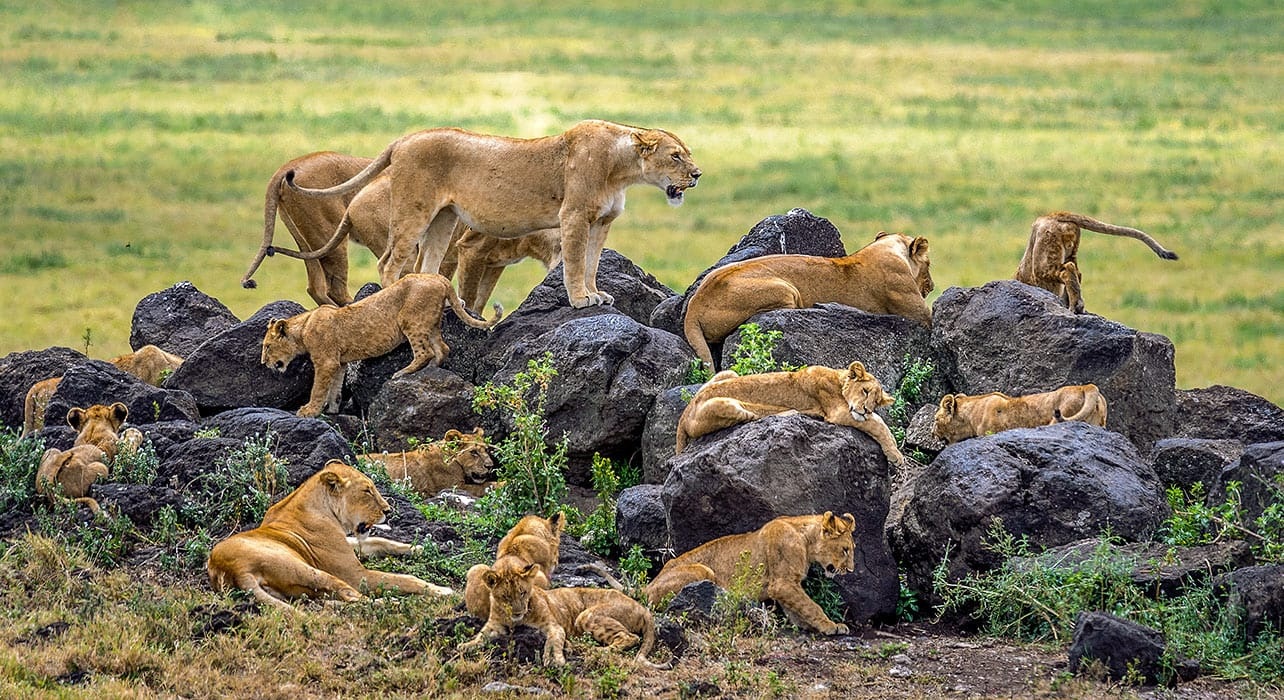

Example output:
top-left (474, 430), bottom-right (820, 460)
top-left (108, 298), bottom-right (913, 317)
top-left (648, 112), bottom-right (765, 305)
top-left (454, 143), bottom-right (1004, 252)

top-left (1, 1), bottom-right (1281, 403)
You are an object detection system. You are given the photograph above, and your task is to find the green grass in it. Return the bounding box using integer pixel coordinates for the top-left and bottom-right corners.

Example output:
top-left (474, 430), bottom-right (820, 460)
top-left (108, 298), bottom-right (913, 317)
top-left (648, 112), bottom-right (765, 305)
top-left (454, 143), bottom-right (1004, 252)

top-left (0, 1), bottom-right (1280, 404)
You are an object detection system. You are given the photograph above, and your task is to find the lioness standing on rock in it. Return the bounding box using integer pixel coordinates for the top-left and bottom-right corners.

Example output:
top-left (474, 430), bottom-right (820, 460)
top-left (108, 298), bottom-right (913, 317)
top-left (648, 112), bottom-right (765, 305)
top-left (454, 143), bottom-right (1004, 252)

top-left (932, 383), bottom-right (1108, 444)
top-left (260, 273), bottom-right (502, 418)
top-left (283, 119), bottom-right (702, 309)
top-left (1015, 211), bottom-right (1178, 314)
top-left (683, 231), bottom-right (933, 371)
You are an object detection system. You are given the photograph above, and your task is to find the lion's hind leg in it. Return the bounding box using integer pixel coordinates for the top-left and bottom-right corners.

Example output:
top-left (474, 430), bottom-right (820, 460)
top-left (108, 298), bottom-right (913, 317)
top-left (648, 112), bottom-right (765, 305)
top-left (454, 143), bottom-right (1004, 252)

top-left (576, 606), bottom-right (640, 652)
top-left (1059, 261), bottom-right (1084, 313)
top-left (645, 562), bottom-right (719, 605)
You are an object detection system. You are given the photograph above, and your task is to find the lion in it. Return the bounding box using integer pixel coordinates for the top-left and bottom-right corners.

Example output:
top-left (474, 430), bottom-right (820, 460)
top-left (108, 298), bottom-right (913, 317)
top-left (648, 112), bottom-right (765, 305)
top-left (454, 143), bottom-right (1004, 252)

top-left (464, 512), bottom-right (566, 622)
top-left (645, 512), bottom-right (857, 635)
top-left (206, 459), bottom-right (452, 612)
top-left (21, 345), bottom-right (181, 438)
top-left (1015, 211), bottom-right (1178, 314)
top-left (260, 273), bottom-right (502, 418)
top-left (932, 383), bottom-right (1108, 445)
top-left (683, 231), bottom-right (932, 370)
top-left (439, 227), bottom-right (563, 312)
top-left (358, 427), bottom-right (496, 499)
top-left (675, 361), bottom-right (905, 467)
top-left (282, 119), bottom-right (701, 309)
top-left (459, 556), bottom-right (668, 668)
top-left (35, 402), bottom-right (144, 514)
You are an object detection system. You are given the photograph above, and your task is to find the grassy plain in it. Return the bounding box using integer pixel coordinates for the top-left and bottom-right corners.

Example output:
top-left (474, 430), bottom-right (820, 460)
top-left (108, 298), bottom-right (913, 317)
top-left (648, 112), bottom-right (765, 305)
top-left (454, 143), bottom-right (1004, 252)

top-left (1, 1), bottom-right (1280, 403)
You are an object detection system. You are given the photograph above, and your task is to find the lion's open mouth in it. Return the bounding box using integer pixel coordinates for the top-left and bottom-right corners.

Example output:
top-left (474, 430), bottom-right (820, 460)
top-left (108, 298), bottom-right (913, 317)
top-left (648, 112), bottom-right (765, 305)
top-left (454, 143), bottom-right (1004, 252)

top-left (355, 522), bottom-right (371, 535)
top-left (666, 184), bottom-right (687, 205)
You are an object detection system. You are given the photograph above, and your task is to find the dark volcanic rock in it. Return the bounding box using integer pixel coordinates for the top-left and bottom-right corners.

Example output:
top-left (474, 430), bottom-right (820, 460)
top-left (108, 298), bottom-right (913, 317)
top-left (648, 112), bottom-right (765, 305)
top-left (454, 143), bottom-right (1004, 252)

top-left (0, 347), bottom-right (87, 431)
top-left (44, 361), bottom-right (199, 430)
top-left (129, 281), bottom-right (239, 357)
top-left (1172, 386), bottom-right (1284, 445)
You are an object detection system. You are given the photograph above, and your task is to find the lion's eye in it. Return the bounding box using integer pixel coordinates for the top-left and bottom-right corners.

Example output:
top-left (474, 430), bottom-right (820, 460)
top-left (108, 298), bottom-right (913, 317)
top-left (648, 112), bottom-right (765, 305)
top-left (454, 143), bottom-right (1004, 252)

top-left (670, 153), bottom-right (682, 162)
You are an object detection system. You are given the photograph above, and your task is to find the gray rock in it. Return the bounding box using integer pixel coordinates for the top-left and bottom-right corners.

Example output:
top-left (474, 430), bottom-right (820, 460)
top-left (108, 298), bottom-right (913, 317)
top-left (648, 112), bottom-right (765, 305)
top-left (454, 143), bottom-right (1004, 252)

top-left (201, 407), bottom-right (354, 486)
top-left (0, 346), bottom-right (86, 430)
top-left (1211, 441), bottom-right (1284, 522)
top-left (641, 385), bottom-right (697, 485)
top-left (129, 281), bottom-right (239, 357)
top-left (1069, 611), bottom-right (1170, 686)
top-left (1172, 386), bottom-right (1284, 445)
top-left (44, 360), bottom-right (199, 430)
top-left (1214, 564), bottom-right (1284, 642)
top-left (665, 580), bottom-right (723, 622)
top-left (365, 367), bottom-right (483, 452)
top-left (1149, 438), bottom-right (1244, 492)
top-left (617, 484), bottom-right (669, 553)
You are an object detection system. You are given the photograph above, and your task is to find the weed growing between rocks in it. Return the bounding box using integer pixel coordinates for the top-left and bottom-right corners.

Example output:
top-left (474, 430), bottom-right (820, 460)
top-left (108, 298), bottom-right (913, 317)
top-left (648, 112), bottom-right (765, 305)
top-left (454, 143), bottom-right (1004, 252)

top-left (887, 354), bottom-right (935, 446)
top-left (189, 431), bottom-right (289, 534)
top-left (0, 427), bottom-right (42, 512)
top-left (728, 323), bottom-right (799, 375)
top-left (1162, 480), bottom-right (1284, 563)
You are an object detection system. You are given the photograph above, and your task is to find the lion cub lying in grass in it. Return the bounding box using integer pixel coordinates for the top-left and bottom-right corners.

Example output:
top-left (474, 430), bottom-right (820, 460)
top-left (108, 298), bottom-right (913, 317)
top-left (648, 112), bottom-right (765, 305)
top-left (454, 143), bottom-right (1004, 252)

top-left (676, 361), bottom-right (905, 467)
top-left (261, 273), bottom-right (502, 417)
top-left (36, 402), bottom-right (144, 514)
top-left (646, 512), bottom-right (857, 635)
top-left (932, 383), bottom-right (1108, 444)
top-left (206, 460), bottom-right (452, 612)
top-left (464, 512), bottom-right (565, 624)
top-left (359, 427), bottom-right (496, 499)
top-left (684, 231), bottom-right (933, 370)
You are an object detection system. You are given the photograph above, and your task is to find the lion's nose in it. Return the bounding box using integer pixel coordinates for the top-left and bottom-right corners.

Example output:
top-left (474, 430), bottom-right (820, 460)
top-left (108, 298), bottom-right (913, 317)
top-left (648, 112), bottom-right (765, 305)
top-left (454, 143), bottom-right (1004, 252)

top-left (691, 169), bottom-right (702, 184)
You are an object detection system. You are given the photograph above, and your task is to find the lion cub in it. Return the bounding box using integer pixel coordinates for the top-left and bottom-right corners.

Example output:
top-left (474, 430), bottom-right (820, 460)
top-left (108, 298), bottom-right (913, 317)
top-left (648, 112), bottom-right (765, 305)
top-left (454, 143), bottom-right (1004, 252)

top-left (261, 273), bottom-right (502, 417)
top-left (932, 383), bottom-right (1108, 445)
top-left (440, 227), bottom-right (563, 312)
top-left (464, 512), bottom-right (566, 624)
top-left (359, 427), bottom-right (496, 499)
top-left (646, 512), bottom-right (857, 635)
top-left (35, 402), bottom-right (144, 513)
top-left (676, 361), bottom-right (905, 467)
top-left (1015, 211), bottom-right (1177, 314)
top-left (684, 231), bottom-right (932, 370)
top-left (459, 557), bottom-right (667, 668)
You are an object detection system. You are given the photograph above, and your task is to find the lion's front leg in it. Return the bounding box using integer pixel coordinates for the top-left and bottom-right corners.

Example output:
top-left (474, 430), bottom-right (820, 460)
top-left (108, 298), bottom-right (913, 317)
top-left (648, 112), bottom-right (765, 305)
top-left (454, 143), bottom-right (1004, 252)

top-left (299, 355), bottom-right (342, 417)
top-left (354, 568), bottom-right (453, 597)
top-left (558, 212), bottom-right (596, 308)
top-left (583, 217), bottom-right (616, 305)
top-left (766, 579), bottom-right (848, 635)
top-left (541, 619), bottom-right (570, 666)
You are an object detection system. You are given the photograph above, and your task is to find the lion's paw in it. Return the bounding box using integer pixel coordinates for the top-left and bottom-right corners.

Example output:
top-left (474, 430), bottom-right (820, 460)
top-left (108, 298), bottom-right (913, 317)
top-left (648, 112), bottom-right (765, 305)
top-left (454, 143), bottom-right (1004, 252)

top-left (829, 623), bottom-right (850, 636)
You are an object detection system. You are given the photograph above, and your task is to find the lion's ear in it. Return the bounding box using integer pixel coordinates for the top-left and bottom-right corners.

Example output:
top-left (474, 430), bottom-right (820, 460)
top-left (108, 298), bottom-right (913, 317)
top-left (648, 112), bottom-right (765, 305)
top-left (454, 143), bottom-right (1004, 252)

top-left (846, 361), bottom-right (868, 379)
top-left (66, 407), bottom-right (85, 430)
top-left (482, 569), bottom-right (499, 588)
top-left (842, 513), bottom-right (856, 530)
top-left (633, 130), bottom-right (661, 156)
top-left (940, 395), bottom-right (956, 415)
top-left (821, 510), bottom-right (837, 533)
top-left (910, 237), bottom-right (930, 260)
top-left (548, 511), bottom-right (566, 537)
top-left (471, 426), bottom-right (485, 438)
top-left (874, 231), bottom-right (890, 240)
top-left (521, 562), bottom-right (540, 579)
top-left (880, 389), bottom-right (895, 407)
top-left (320, 470), bottom-right (345, 492)
top-left (443, 429), bottom-right (462, 441)
top-left (110, 402), bottom-right (129, 427)
top-left (267, 319), bottom-right (288, 337)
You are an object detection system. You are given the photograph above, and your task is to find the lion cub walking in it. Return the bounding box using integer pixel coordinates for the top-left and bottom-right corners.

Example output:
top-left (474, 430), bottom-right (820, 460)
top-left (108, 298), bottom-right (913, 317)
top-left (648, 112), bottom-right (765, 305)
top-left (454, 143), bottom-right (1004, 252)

top-left (36, 402), bottom-right (144, 514)
top-left (1015, 211), bottom-right (1178, 314)
top-left (676, 362), bottom-right (905, 466)
top-left (646, 512), bottom-right (857, 635)
top-left (261, 273), bottom-right (502, 417)
top-left (932, 383), bottom-right (1108, 444)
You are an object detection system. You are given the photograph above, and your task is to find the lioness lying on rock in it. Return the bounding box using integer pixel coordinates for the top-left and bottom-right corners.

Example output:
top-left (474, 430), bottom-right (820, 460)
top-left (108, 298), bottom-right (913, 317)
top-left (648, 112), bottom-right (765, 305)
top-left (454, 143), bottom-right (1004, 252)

top-left (359, 427), bottom-right (496, 499)
top-left (932, 383), bottom-right (1108, 444)
top-left (684, 231), bottom-right (932, 370)
top-left (206, 460), bottom-right (452, 612)
top-left (36, 402), bottom-right (144, 514)
top-left (675, 361), bottom-right (905, 466)
top-left (260, 273), bottom-right (502, 417)
top-left (646, 512), bottom-right (857, 636)
top-left (460, 556), bottom-right (668, 668)
top-left (22, 344), bottom-right (183, 437)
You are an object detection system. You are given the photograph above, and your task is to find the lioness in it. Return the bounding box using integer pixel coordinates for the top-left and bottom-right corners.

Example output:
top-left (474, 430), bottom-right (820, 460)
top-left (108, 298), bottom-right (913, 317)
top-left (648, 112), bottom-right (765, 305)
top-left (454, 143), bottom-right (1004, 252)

top-left (684, 231), bottom-right (932, 370)
top-left (933, 383), bottom-right (1108, 444)
top-left (459, 557), bottom-right (667, 668)
top-left (675, 361), bottom-right (905, 467)
top-left (464, 512), bottom-right (566, 622)
top-left (36, 402), bottom-right (144, 513)
top-left (646, 512), bottom-right (857, 635)
top-left (358, 427), bottom-right (495, 499)
top-left (440, 227), bottom-right (563, 312)
top-left (284, 119), bottom-right (701, 308)
top-left (21, 345), bottom-right (184, 438)
top-left (1015, 211), bottom-right (1178, 314)
top-left (261, 273), bottom-right (502, 418)
top-left (206, 460), bottom-right (452, 612)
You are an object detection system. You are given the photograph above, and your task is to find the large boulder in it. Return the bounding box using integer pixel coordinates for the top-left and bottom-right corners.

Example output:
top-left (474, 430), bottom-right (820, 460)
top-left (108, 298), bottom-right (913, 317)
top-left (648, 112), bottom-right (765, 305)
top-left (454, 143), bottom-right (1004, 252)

top-left (1210, 441), bottom-right (1284, 522)
top-left (155, 435), bottom-right (245, 490)
top-left (1149, 438), bottom-right (1243, 492)
top-left (1171, 386), bottom-right (1284, 445)
top-left (43, 361), bottom-right (200, 430)
top-left (1215, 564), bottom-right (1284, 642)
top-left (931, 281), bottom-right (1177, 449)
top-left (164, 301), bottom-right (312, 415)
top-left (129, 281), bottom-right (240, 357)
top-left (0, 346), bottom-right (87, 430)
top-left (616, 484), bottom-right (669, 554)
top-left (200, 407), bottom-right (354, 486)
top-left (640, 385), bottom-right (696, 485)
top-left (662, 413), bottom-right (899, 624)
top-left (888, 421), bottom-right (1167, 603)
top-left (365, 367), bottom-right (483, 452)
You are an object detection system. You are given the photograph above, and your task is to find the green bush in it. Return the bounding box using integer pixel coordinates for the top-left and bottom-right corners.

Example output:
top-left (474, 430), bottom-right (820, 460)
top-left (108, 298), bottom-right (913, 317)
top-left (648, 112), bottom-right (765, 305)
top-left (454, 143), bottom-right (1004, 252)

top-left (0, 428), bottom-right (43, 512)
top-left (727, 323), bottom-right (798, 376)
top-left (1161, 480), bottom-right (1284, 563)
top-left (189, 431), bottom-right (290, 534)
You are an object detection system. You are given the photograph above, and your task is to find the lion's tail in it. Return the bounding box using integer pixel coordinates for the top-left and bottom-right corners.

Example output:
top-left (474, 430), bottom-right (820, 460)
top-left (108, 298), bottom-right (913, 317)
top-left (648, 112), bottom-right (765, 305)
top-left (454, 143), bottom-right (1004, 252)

top-left (1049, 211), bottom-right (1178, 261)
top-left (1061, 384), bottom-right (1108, 426)
top-left (634, 613), bottom-right (670, 670)
top-left (241, 167), bottom-right (292, 290)
top-left (286, 142), bottom-right (394, 199)
top-left (444, 277), bottom-right (504, 329)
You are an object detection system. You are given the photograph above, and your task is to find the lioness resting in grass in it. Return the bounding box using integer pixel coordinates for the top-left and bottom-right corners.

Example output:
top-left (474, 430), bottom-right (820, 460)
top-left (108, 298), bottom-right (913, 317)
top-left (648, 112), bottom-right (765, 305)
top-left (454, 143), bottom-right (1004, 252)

top-left (459, 556), bottom-right (668, 668)
top-left (684, 231), bottom-right (932, 370)
top-left (206, 460), bottom-right (452, 612)
top-left (932, 383), bottom-right (1108, 444)
top-left (1015, 211), bottom-right (1178, 314)
top-left (284, 119), bottom-right (701, 309)
top-left (35, 402), bottom-right (144, 514)
top-left (358, 427), bottom-right (495, 499)
top-left (646, 511), bottom-right (857, 636)
top-left (675, 361), bottom-right (905, 467)
top-left (464, 512), bottom-right (566, 624)
top-left (260, 273), bottom-right (502, 418)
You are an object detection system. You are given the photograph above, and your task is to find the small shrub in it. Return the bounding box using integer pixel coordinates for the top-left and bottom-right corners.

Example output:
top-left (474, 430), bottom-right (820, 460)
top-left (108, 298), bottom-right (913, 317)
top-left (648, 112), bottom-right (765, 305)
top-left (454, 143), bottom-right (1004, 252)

top-left (581, 454), bottom-right (623, 557)
top-left (888, 354), bottom-right (935, 444)
top-left (0, 427), bottom-right (44, 512)
top-left (1161, 480), bottom-right (1284, 563)
top-left (189, 432), bottom-right (289, 533)
top-left (896, 571), bottom-right (920, 622)
top-left (111, 439), bottom-right (158, 485)
top-left (727, 323), bottom-right (798, 376)
top-left (801, 565), bottom-right (847, 626)
top-left (618, 544), bottom-right (652, 598)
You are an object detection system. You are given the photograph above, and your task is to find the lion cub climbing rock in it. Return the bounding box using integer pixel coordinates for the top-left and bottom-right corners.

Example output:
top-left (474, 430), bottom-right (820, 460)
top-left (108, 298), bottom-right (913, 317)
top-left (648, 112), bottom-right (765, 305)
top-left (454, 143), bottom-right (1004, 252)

top-left (932, 383), bottom-right (1108, 444)
top-left (1015, 211), bottom-right (1178, 314)
top-left (675, 361), bottom-right (905, 467)
top-left (684, 231), bottom-right (933, 370)
top-left (646, 512), bottom-right (857, 635)
top-left (260, 273), bottom-right (502, 417)
top-left (35, 402), bottom-right (144, 513)
top-left (359, 427), bottom-right (495, 499)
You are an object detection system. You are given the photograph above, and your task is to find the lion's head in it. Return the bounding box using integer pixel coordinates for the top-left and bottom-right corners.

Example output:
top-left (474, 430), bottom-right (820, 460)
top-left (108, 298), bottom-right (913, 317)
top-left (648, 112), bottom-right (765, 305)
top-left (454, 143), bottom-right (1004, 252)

top-left (67, 402), bottom-right (128, 435)
top-left (481, 556), bottom-right (542, 624)
top-left (874, 231), bottom-right (934, 297)
top-left (840, 361), bottom-right (894, 423)
top-left (261, 317), bottom-right (307, 373)
top-left (633, 129), bottom-right (701, 206)
top-left (319, 460), bottom-right (393, 538)
top-left (439, 427), bottom-right (493, 483)
top-left (932, 394), bottom-right (973, 444)
top-left (809, 511), bottom-right (857, 578)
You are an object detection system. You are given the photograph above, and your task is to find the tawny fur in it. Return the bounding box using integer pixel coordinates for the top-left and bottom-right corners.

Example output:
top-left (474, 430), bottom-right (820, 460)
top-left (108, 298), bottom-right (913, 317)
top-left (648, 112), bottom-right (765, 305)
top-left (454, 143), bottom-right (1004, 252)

top-left (675, 361), bottom-right (905, 466)
top-left (282, 120), bottom-right (701, 309)
top-left (22, 345), bottom-right (183, 438)
top-left (205, 460), bottom-right (452, 613)
top-left (358, 427), bottom-right (496, 499)
top-left (646, 512), bottom-right (857, 635)
top-left (260, 273), bottom-right (502, 418)
top-left (1014, 211), bottom-right (1177, 314)
top-left (684, 231), bottom-right (933, 370)
top-left (439, 227), bottom-right (563, 312)
top-left (464, 512), bottom-right (566, 623)
top-left (932, 383), bottom-right (1108, 445)
top-left (35, 402), bottom-right (143, 514)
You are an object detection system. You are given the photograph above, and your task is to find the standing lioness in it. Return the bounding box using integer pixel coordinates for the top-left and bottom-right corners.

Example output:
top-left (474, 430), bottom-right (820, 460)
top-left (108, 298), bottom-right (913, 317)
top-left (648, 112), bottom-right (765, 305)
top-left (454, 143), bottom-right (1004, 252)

top-left (285, 119), bottom-right (702, 309)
